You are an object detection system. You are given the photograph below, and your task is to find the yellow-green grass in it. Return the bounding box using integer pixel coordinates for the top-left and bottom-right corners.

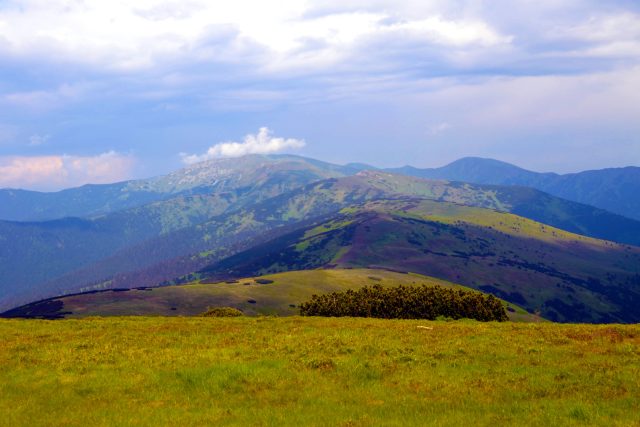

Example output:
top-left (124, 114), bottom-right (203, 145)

top-left (363, 199), bottom-right (618, 248)
top-left (33, 269), bottom-right (534, 321)
top-left (0, 317), bottom-right (638, 426)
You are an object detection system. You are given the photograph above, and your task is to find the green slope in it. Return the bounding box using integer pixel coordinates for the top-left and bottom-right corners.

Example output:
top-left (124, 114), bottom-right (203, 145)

top-left (198, 199), bottom-right (640, 323)
top-left (2, 269), bottom-right (536, 322)
top-left (353, 171), bottom-right (640, 246)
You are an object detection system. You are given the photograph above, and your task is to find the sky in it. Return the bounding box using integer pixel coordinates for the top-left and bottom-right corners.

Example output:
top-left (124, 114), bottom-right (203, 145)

top-left (0, 0), bottom-right (639, 190)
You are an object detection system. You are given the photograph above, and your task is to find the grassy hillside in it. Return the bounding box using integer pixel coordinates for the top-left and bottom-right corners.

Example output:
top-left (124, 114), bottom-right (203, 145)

top-left (200, 199), bottom-right (640, 323)
top-left (1, 317), bottom-right (638, 426)
top-left (355, 171), bottom-right (640, 246)
top-left (3, 269), bottom-right (535, 322)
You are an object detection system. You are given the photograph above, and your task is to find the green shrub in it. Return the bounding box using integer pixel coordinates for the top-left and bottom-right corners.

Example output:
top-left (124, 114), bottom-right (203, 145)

top-left (200, 307), bottom-right (244, 317)
top-left (299, 284), bottom-right (508, 322)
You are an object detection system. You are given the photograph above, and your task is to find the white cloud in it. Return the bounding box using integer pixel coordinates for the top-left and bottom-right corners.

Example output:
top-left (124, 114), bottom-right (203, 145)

top-left (0, 2), bottom-right (637, 86)
top-left (0, 1), bottom-right (511, 73)
top-left (428, 122), bottom-right (452, 136)
top-left (28, 134), bottom-right (50, 146)
top-left (181, 127), bottom-right (305, 164)
top-left (388, 16), bottom-right (511, 47)
top-left (0, 151), bottom-right (136, 191)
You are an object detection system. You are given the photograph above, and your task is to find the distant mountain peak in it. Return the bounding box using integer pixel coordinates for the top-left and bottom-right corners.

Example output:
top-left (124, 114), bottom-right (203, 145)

top-left (442, 157), bottom-right (540, 174)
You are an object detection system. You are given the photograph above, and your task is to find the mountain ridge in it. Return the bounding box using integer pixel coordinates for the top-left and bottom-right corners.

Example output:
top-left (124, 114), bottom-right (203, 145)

top-left (388, 157), bottom-right (640, 220)
top-left (3, 154), bottom-right (638, 222)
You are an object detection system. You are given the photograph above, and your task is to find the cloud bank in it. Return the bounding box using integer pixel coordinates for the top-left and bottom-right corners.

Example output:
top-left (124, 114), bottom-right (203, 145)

top-left (0, 2), bottom-right (511, 73)
top-left (0, 152), bottom-right (136, 191)
top-left (0, 1), bottom-right (638, 181)
top-left (181, 127), bottom-right (305, 164)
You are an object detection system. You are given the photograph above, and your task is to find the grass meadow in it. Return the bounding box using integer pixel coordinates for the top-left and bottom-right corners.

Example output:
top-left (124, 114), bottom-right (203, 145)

top-left (15, 269), bottom-right (535, 322)
top-left (1, 317), bottom-right (639, 426)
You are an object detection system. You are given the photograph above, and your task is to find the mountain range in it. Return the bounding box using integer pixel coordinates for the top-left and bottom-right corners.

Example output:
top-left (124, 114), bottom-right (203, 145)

top-left (1, 154), bottom-right (639, 323)
top-left (2, 155), bottom-right (639, 222)
top-left (389, 157), bottom-right (640, 221)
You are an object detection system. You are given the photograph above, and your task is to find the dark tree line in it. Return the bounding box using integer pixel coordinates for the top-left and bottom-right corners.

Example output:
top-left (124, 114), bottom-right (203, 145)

top-left (300, 284), bottom-right (508, 321)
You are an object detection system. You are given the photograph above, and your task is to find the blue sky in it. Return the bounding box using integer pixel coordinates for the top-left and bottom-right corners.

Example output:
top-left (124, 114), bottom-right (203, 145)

top-left (0, 0), bottom-right (639, 190)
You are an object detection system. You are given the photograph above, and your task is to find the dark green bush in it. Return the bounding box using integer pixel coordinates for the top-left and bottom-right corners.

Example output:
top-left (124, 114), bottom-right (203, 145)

top-left (200, 307), bottom-right (244, 317)
top-left (299, 284), bottom-right (508, 322)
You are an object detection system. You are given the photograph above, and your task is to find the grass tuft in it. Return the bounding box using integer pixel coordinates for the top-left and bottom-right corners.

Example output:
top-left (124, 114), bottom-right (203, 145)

top-left (200, 307), bottom-right (244, 317)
